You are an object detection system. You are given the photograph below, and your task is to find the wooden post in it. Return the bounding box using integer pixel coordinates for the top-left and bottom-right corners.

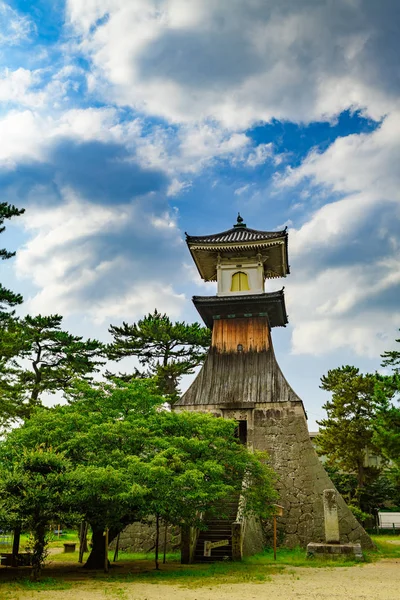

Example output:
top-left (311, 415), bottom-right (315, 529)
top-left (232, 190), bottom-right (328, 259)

top-left (104, 529), bottom-right (109, 573)
top-left (272, 504), bottom-right (284, 561)
top-left (113, 533), bottom-right (120, 562)
top-left (78, 522), bottom-right (88, 563)
top-left (163, 521), bottom-right (168, 564)
top-left (155, 515), bottom-right (160, 570)
top-left (58, 524), bottom-right (60, 539)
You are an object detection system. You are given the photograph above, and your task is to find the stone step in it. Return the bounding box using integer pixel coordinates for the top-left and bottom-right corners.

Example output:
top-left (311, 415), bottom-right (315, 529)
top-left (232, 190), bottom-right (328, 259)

top-left (193, 495), bottom-right (239, 563)
top-left (203, 520), bottom-right (234, 524)
top-left (194, 557), bottom-right (232, 563)
top-left (198, 533), bottom-right (230, 537)
top-left (197, 531), bottom-right (232, 542)
top-left (198, 531), bottom-right (232, 537)
top-left (194, 546), bottom-right (232, 558)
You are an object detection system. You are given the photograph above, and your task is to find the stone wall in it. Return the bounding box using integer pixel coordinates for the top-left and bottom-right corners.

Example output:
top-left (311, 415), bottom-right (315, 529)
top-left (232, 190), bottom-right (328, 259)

top-left (242, 515), bottom-right (265, 556)
top-left (252, 402), bottom-right (373, 549)
top-left (177, 401), bottom-right (373, 550)
top-left (110, 520), bottom-right (180, 553)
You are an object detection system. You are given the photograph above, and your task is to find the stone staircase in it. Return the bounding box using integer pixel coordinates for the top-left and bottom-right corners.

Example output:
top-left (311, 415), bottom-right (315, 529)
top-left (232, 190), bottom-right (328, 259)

top-left (193, 497), bottom-right (239, 562)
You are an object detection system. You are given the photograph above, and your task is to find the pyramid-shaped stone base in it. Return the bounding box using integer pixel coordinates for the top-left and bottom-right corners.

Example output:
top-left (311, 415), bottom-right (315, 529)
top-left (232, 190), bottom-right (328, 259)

top-left (175, 344), bottom-right (373, 550)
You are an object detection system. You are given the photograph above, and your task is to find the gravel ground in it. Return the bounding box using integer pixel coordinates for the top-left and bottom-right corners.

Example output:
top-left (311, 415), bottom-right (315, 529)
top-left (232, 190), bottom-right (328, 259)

top-left (1, 559), bottom-right (399, 600)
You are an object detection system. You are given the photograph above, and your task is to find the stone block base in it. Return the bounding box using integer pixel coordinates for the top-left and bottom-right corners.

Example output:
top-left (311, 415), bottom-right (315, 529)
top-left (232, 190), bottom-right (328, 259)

top-left (307, 542), bottom-right (363, 560)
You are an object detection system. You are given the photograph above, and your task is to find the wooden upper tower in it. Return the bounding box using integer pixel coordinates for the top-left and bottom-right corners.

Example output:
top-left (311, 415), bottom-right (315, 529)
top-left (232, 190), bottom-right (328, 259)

top-left (185, 215), bottom-right (289, 353)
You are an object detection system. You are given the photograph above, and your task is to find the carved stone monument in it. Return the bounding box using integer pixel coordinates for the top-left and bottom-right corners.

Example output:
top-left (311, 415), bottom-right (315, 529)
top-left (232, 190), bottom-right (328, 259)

top-left (323, 489), bottom-right (340, 543)
top-left (307, 489), bottom-right (364, 560)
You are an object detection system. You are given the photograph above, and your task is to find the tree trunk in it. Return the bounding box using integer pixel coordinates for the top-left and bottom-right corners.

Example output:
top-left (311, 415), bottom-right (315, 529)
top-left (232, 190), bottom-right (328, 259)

top-left (78, 522), bottom-right (89, 563)
top-left (31, 523), bottom-right (47, 581)
top-left (353, 458), bottom-right (366, 507)
top-left (11, 526), bottom-right (21, 567)
top-left (357, 459), bottom-right (365, 489)
top-left (30, 345), bottom-right (42, 407)
top-left (155, 514), bottom-right (160, 570)
top-left (163, 520), bottom-right (168, 564)
top-left (83, 527), bottom-right (108, 570)
top-left (83, 526), bottom-right (120, 569)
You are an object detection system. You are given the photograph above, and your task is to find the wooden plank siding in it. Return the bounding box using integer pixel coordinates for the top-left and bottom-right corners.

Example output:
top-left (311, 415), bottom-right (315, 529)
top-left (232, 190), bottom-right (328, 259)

top-left (211, 317), bottom-right (271, 353)
top-left (177, 347), bottom-right (302, 406)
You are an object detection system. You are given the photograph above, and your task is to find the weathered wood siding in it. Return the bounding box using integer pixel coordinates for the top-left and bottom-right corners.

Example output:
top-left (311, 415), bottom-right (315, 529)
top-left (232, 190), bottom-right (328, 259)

top-left (211, 317), bottom-right (270, 352)
top-left (177, 347), bottom-right (302, 406)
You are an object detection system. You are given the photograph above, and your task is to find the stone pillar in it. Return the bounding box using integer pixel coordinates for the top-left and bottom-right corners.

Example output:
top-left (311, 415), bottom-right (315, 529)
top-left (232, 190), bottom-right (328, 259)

top-left (323, 489), bottom-right (340, 543)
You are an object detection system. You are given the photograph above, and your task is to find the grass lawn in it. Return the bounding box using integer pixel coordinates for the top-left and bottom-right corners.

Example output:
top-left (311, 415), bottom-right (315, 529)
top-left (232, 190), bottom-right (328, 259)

top-left (1, 533), bottom-right (399, 596)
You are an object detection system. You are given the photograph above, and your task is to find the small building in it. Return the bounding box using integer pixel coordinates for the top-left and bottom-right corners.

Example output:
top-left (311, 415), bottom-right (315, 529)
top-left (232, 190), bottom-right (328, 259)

top-left (175, 216), bottom-right (373, 560)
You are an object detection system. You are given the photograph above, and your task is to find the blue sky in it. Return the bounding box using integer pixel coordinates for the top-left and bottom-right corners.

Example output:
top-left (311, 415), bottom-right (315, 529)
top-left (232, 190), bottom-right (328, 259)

top-left (1, 0), bottom-right (400, 428)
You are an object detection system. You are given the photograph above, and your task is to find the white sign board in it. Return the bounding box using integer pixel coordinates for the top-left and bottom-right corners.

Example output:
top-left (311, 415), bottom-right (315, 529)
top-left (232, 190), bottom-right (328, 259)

top-left (379, 512), bottom-right (400, 529)
top-left (204, 539), bottom-right (229, 557)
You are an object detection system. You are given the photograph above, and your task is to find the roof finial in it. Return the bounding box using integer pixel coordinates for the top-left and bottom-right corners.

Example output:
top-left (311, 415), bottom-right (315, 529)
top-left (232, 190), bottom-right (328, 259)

top-left (234, 212), bottom-right (247, 228)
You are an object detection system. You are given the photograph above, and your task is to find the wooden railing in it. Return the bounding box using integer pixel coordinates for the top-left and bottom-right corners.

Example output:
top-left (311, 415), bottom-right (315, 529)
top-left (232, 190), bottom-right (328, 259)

top-left (231, 481), bottom-right (248, 560)
top-left (181, 515), bottom-right (202, 564)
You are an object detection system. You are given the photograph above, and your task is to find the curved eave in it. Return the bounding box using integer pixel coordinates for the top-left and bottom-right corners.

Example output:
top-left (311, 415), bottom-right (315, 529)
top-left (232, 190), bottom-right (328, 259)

top-left (186, 227), bottom-right (287, 244)
top-left (188, 237), bottom-right (289, 282)
top-left (192, 290), bottom-right (288, 329)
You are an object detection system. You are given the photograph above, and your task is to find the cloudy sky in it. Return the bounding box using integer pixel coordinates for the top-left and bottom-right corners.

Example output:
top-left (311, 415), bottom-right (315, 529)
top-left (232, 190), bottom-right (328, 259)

top-left (1, 0), bottom-right (400, 428)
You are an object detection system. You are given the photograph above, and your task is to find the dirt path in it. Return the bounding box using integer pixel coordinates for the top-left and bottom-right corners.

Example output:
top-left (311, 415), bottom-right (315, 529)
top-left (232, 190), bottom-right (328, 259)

top-left (1, 559), bottom-right (399, 600)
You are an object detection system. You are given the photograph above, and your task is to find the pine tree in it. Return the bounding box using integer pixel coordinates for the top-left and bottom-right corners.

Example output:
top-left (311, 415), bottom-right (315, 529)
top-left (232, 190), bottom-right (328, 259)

top-left (0, 202), bottom-right (25, 317)
top-left (316, 366), bottom-right (381, 499)
top-left (0, 314), bottom-right (105, 426)
top-left (108, 310), bottom-right (211, 401)
top-left (380, 329), bottom-right (400, 373)
top-left (372, 333), bottom-right (400, 501)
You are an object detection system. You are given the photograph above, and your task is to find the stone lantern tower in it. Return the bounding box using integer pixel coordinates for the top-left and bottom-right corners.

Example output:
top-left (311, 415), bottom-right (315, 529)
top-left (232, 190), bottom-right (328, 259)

top-left (176, 215), bottom-right (372, 562)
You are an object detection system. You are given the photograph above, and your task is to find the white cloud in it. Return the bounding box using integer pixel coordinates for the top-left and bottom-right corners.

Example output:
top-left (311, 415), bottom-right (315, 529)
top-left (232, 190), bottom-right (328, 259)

top-left (0, 2), bottom-right (34, 45)
top-left (0, 68), bottom-right (46, 107)
top-left (281, 111), bottom-right (400, 357)
top-left (0, 106), bottom-right (124, 166)
top-left (66, 0), bottom-right (400, 128)
top-left (166, 178), bottom-right (190, 197)
top-left (281, 111), bottom-right (400, 201)
top-left (234, 184), bottom-right (253, 196)
top-left (16, 194), bottom-right (185, 323)
top-left (245, 143), bottom-right (274, 167)
top-left (91, 282), bottom-right (185, 325)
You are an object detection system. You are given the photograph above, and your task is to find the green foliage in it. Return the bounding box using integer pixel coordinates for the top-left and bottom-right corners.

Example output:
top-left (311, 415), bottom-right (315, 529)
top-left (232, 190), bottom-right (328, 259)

top-left (325, 466), bottom-right (395, 515)
top-left (316, 365), bottom-right (381, 496)
top-left (0, 378), bottom-right (277, 570)
top-left (108, 310), bottom-right (211, 401)
top-left (0, 448), bottom-right (72, 579)
top-left (0, 314), bottom-right (105, 427)
top-left (347, 504), bottom-right (371, 525)
top-left (0, 202), bottom-right (25, 318)
top-left (380, 329), bottom-right (400, 373)
top-left (371, 336), bottom-right (400, 504)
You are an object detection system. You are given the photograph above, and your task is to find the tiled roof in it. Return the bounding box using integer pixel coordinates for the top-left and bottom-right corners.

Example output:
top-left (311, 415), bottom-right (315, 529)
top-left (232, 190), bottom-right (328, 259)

top-left (186, 227), bottom-right (287, 245)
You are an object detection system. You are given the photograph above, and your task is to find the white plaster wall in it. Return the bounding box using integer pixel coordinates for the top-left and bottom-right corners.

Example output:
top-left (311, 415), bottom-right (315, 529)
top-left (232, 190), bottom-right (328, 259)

top-left (217, 262), bottom-right (264, 296)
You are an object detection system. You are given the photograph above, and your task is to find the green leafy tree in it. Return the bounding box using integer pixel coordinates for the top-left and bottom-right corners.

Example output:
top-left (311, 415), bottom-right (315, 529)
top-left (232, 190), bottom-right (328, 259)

top-left (108, 310), bottom-right (211, 401)
top-left (131, 411), bottom-right (277, 568)
top-left (326, 466), bottom-right (397, 519)
top-left (1, 379), bottom-right (277, 570)
top-left (0, 314), bottom-right (105, 426)
top-left (0, 202), bottom-right (25, 318)
top-left (316, 366), bottom-right (381, 503)
top-left (0, 448), bottom-right (72, 579)
top-left (372, 334), bottom-right (400, 505)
